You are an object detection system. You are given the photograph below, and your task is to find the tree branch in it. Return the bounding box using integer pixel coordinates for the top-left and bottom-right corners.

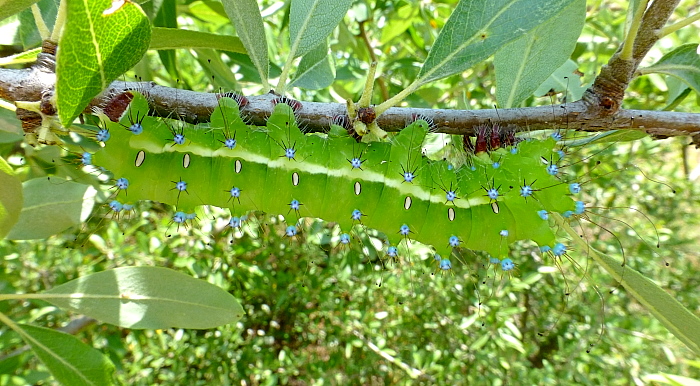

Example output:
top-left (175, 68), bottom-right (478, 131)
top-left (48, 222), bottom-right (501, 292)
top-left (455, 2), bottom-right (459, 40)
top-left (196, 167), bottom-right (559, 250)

top-left (0, 0), bottom-right (698, 147)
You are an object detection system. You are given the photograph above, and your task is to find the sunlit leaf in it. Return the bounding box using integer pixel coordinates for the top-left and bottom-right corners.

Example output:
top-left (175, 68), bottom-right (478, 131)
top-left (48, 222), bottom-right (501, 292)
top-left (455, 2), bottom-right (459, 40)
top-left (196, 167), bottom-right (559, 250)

top-left (6, 177), bottom-right (96, 240)
top-left (222, 0), bottom-right (269, 88)
top-left (495, 0), bottom-right (585, 107)
top-left (56, 0), bottom-right (151, 127)
top-left (0, 0), bottom-right (37, 23)
top-left (641, 44), bottom-right (700, 96)
top-left (17, 324), bottom-right (115, 386)
top-left (42, 267), bottom-right (245, 329)
top-left (289, 0), bottom-right (352, 58)
top-left (0, 157), bottom-right (22, 239)
top-left (150, 27), bottom-right (245, 53)
top-left (418, 0), bottom-right (578, 86)
top-left (290, 40), bottom-right (335, 90)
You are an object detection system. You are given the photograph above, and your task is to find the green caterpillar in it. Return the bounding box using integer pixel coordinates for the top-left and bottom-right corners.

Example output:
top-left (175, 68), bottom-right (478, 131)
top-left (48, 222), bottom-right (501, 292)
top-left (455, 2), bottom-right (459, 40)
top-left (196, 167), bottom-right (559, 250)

top-left (89, 94), bottom-right (581, 266)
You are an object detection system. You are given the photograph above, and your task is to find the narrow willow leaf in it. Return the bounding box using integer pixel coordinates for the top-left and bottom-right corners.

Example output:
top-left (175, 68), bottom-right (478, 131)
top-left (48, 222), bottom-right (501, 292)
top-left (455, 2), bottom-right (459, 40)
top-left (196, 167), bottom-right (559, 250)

top-left (16, 324), bottom-right (115, 386)
top-left (641, 44), bottom-right (700, 96)
top-left (0, 157), bottom-right (22, 239)
top-left (533, 59), bottom-right (587, 101)
top-left (56, 0), bottom-right (151, 127)
top-left (555, 214), bottom-right (700, 355)
top-left (0, 47), bottom-right (40, 66)
top-left (290, 41), bottom-right (335, 90)
top-left (289, 0), bottom-right (352, 58)
top-left (563, 130), bottom-right (648, 147)
top-left (42, 267), bottom-right (245, 329)
top-left (0, 0), bottom-right (37, 23)
top-left (150, 27), bottom-right (245, 53)
top-left (418, 0), bottom-right (578, 86)
top-left (6, 177), bottom-right (96, 240)
top-left (222, 0), bottom-right (269, 89)
top-left (495, 0), bottom-right (585, 108)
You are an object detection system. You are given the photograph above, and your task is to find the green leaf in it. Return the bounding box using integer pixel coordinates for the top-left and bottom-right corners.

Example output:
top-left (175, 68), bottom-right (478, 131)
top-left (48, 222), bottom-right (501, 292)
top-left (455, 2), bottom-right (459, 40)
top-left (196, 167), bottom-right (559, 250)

top-left (56, 0), bottom-right (151, 127)
top-left (418, 0), bottom-right (578, 86)
top-left (150, 27), bottom-right (245, 53)
top-left (0, 157), bottom-right (22, 239)
top-left (290, 41), bottom-right (335, 90)
top-left (289, 0), bottom-right (352, 58)
top-left (379, 5), bottom-right (418, 44)
top-left (533, 59), bottom-right (587, 101)
top-left (0, 0), bottom-right (38, 23)
top-left (495, 0), bottom-right (585, 108)
top-left (15, 324), bottom-right (115, 386)
top-left (6, 177), bottom-right (96, 240)
top-left (554, 214), bottom-right (700, 355)
top-left (641, 44), bottom-right (700, 96)
top-left (0, 47), bottom-right (40, 66)
top-left (41, 267), bottom-right (245, 329)
top-left (563, 130), bottom-right (648, 147)
top-left (222, 0), bottom-right (269, 89)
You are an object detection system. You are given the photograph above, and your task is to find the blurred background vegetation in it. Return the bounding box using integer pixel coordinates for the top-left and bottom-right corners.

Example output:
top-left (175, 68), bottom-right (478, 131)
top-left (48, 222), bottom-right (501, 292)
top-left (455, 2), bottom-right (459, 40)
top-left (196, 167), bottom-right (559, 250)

top-left (1, 0), bottom-right (699, 384)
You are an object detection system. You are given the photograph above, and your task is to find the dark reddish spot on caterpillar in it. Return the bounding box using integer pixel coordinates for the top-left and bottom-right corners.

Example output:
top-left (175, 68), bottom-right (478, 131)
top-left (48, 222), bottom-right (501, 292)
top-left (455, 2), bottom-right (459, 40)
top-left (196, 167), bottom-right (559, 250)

top-left (500, 124), bottom-right (518, 147)
top-left (103, 91), bottom-right (134, 122)
top-left (357, 107), bottom-right (376, 124)
top-left (272, 96), bottom-right (302, 113)
top-left (490, 123), bottom-right (501, 150)
top-left (332, 114), bottom-right (352, 131)
top-left (218, 92), bottom-right (249, 109)
top-left (474, 124), bottom-right (489, 153)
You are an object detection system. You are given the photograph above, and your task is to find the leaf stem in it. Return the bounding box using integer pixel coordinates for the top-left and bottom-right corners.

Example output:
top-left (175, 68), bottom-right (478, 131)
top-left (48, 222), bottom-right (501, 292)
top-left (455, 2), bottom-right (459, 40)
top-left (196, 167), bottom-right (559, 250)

top-left (374, 79), bottom-right (422, 116)
top-left (357, 62), bottom-right (377, 108)
top-left (50, 0), bottom-right (67, 42)
top-left (658, 12), bottom-right (700, 38)
top-left (275, 54), bottom-right (296, 95)
top-left (31, 4), bottom-right (50, 40)
top-left (620, 0), bottom-right (649, 60)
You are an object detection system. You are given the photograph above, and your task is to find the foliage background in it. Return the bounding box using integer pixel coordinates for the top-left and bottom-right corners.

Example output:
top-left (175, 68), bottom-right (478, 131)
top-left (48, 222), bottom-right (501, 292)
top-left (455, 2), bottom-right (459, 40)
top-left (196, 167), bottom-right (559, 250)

top-left (0, 0), bottom-right (699, 384)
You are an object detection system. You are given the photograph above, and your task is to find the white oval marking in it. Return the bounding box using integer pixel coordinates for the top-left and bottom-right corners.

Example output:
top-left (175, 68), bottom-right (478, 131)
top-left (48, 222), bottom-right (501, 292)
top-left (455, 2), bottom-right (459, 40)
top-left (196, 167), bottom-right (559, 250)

top-left (448, 207), bottom-right (455, 221)
top-left (235, 160), bottom-right (242, 173)
top-left (404, 196), bottom-right (412, 210)
top-left (354, 181), bottom-right (361, 195)
top-left (292, 172), bottom-right (299, 186)
top-left (135, 150), bottom-right (146, 167)
top-left (183, 154), bottom-right (191, 168)
top-left (491, 202), bottom-right (500, 214)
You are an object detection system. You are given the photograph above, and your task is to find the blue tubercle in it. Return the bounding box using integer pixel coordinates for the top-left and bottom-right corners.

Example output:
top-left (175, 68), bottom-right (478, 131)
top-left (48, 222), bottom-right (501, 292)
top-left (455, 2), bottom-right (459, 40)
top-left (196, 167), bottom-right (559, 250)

top-left (546, 163), bottom-right (559, 176)
top-left (487, 188), bottom-right (499, 200)
top-left (551, 132), bottom-right (562, 141)
top-left (492, 162), bottom-right (500, 169)
top-left (520, 184), bottom-right (533, 198)
top-left (229, 216), bottom-right (242, 229)
top-left (563, 210), bottom-right (573, 218)
top-left (439, 258), bottom-right (452, 271)
top-left (224, 137), bottom-right (237, 150)
top-left (81, 152), bottom-right (92, 166)
top-left (448, 235), bottom-right (461, 247)
top-left (284, 147), bottom-right (296, 160)
top-left (174, 180), bottom-right (187, 191)
top-left (129, 122), bottom-right (143, 135)
top-left (229, 187), bottom-right (241, 198)
top-left (540, 245), bottom-right (551, 253)
top-left (173, 211), bottom-right (187, 223)
top-left (387, 246), bottom-right (398, 257)
top-left (285, 225), bottom-right (297, 237)
top-left (499, 230), bottom-right (509, 237)
top-left (122, 204), bottom-right (134, 211)
top-left (575, 201), bottom-right (585, 214)
top-left (445, 190), bottom-right (457, 202)
top-left (399, 224), bottom-right (410, 236)
top-left (403, 171), bottom-right (415, 183)
top-left (349, 157), bottom-right (363, 169)
top-left (538, 210), bottom-right (549, 220)
top-left (351, 209), bottom-right (362, 221)
top-left (510, 147), bottom-right (518, 154)
top-left (116, 177), bottom-right (129, 190)
top-left (490, 257), bottom-right (500, 264)
top-left (569, 182), bottom-right (581, 194)
top-left (173, 133), bottom-right (185, 145)
top-left (96, 128), bottom-right (110, 142)
top-left (339, 233), bottom-right (350, 244)
top-left (109, 200), bottom-right (123, 212)
top-left (501, 258), bottom-right (515, 271)
top-left (552, 243), bottom-right (567, 257)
